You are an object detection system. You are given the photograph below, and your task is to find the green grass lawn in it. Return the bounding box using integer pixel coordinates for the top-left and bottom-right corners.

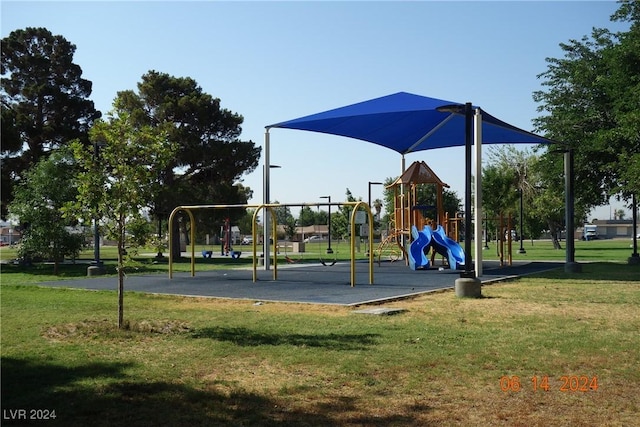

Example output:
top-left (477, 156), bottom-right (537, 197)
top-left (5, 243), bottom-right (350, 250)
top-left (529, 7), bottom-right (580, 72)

top-left (1, 238), bottom-right (636, 280)
top-left (1, 241), bottom-right (639, 425)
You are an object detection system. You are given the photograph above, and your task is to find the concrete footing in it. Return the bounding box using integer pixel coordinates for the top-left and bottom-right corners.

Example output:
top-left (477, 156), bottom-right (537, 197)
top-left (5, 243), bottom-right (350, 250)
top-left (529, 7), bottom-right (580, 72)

top-left (564, 262), bottom-right (582, 273)
top-left (455, 277), bottom-right (482, 298)
top-left (87, 266), bottom-right (105, 276)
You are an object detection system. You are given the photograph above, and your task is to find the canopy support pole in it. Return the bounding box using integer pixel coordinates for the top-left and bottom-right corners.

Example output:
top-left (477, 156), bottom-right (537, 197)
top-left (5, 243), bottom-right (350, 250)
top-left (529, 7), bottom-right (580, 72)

top-left (263, 128), bottom-right (271, 271)
top-left (400, 154), bottom-right (406, 252)
top-left (473, 108), bottom-right (483, 278)
top-left (454, 102), bottom-right (482, 297)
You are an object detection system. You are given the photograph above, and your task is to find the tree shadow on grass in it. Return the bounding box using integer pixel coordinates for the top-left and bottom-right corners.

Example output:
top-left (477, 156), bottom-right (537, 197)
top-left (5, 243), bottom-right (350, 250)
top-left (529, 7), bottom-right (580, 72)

top-left (192, 326), bottom-right (379, 350)
top-left (1, 356), bottom-right (428, 426)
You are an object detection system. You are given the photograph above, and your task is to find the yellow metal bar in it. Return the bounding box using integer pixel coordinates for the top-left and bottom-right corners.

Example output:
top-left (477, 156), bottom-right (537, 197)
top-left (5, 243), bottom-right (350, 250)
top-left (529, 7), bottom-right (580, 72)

top-left (350, 210), bottom-right (356, 286)
top-left (187, 209), bottom-right (195, 276)
top-left (368, 203), bottom-right (373, 283)
top-left (349, 201), bottom-right (375, 286)
top-left (168, 201), bottom-right (373, 283)
top-left (272, 209), bottom-right (278, 280)
top-left (168, 207), bottom-right (195, 278)
top-left (168, 208), bottom-right (177, 279)
top-left (251, 208), bottom-right (260, 282)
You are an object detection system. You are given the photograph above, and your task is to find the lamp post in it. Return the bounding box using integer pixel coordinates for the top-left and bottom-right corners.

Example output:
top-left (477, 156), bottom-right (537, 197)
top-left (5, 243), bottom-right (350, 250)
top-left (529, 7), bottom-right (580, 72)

top-left (320, 196), bottom-right (333, 254)
top-left (86, 141), bottom-right (106, 276)
top-left (518, 188), bottom-right (526, 254)
top-left (93, 141), bottom-right (106, 268)
top-left (547, 146), bottom-right (580, 272)
top-left (368, 182), bottom-right (383, 210)
top-left (629, 193), bottom-right (639, 265)
top-left (367, 182), bottom-right (383, 256)
top-left (484, 212), bottom-right (490, 249)
top-left (263, 163), bottom-right (281, 270)
top-left (564, 148), bottom-right (580, 272)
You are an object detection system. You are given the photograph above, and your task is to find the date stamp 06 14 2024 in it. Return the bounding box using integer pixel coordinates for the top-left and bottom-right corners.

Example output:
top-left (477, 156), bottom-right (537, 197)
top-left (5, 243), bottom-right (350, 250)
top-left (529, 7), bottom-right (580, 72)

top-left (1, 376), bottom-right (600, 421)
top-left (500, 375), bottom-right (599, 393)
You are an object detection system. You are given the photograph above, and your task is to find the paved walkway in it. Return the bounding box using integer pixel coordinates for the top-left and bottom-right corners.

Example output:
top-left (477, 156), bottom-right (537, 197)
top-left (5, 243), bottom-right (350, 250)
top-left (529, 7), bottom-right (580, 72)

top-left (40, 260), bottom-right (562, 306)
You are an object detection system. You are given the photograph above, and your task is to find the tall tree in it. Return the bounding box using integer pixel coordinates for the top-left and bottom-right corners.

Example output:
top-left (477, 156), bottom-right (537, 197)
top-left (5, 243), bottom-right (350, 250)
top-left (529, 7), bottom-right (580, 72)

top-left (483, 145), bottom-right (578, 248)
top-left (67, 109), bottom-right (174, 329)
top-left (272, 202), bottom-right (296, 240)
top-left (113, 71), bottom-right (260, 257)
top-left (1, 27), bottom-right (101, 218)
top-left (298, 206), bottom-right (316, 227)
top-left (331, 189), bottom-right (360, 240)
top-left (9, 149), bottom-right (86, 274)
top-left (533, 1), bottom-right (639, 208)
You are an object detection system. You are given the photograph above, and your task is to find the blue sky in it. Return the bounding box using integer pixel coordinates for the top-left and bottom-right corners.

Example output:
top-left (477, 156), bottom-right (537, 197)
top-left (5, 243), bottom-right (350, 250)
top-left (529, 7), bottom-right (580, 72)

top-left (1, 1), bottom-right (629, 219)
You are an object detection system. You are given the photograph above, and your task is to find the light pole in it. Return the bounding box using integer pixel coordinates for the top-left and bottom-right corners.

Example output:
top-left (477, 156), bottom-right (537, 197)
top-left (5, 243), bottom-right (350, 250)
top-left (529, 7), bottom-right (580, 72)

top-left (368, 181), bottom-right (383, 210)
top-left (518, 188), bottom-right (526, 254)
top-left (320, 196), bottom-right (333, 254)
top-left (93, 141), bottom-right (106, 269)
top-left (484, 212), bottom-right (490, 249)
top-left (629, 193), bottom-right (639, 265)
top-left (367, 182), bottom-right (383, 256)
top-left (263, 164), bottom-right (281, 270)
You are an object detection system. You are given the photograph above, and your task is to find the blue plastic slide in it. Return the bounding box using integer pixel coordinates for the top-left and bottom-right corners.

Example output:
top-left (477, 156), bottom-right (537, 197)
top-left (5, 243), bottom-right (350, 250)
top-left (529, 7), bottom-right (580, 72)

top-left (430, 225), bottom-right (465, 270)
top-left (408, 225), bottom-right (431, 270)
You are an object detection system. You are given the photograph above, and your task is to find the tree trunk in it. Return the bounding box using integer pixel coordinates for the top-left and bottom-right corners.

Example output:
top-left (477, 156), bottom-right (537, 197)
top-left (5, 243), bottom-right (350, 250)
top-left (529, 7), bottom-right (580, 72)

top-left (548, 220), bottom-right (562, 250)
top-left (117, 220), bottom-right (125, 329)
top-left (118, 250), bottom-right (125, 329)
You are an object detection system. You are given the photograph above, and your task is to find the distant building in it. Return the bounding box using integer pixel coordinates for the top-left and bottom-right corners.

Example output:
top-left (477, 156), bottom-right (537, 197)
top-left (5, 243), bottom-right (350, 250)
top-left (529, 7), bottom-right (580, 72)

top-left (591, 219), bottom-right (636, 239)
top-left (275, 224), bottom-right (329, 242)
top-left (0, 227), bottom-right (21, 245)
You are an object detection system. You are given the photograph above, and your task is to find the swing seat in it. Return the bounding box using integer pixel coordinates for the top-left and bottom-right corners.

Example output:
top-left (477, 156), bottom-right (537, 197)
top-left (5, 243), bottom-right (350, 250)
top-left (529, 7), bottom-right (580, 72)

top-left (231, 251), bottom-right (241, 259)
top-left (319, 258), bottom-right (337, 267)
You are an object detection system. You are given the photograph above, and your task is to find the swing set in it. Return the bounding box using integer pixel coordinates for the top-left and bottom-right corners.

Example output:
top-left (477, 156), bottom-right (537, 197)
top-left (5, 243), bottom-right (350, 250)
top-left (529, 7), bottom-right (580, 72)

top-left (167, 201), bottom-right (374, 287)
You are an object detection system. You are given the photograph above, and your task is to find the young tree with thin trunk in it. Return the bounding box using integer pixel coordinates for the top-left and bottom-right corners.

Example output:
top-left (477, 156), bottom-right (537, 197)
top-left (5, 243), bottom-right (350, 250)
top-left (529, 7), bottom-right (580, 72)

top-left (67, 108), bottom-right (174, 329)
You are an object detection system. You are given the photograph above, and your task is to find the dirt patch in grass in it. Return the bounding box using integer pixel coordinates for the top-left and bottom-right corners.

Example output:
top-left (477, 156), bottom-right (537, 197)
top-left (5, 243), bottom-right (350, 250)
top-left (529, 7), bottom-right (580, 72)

top-left (42, 319), bottom-right (192, 341)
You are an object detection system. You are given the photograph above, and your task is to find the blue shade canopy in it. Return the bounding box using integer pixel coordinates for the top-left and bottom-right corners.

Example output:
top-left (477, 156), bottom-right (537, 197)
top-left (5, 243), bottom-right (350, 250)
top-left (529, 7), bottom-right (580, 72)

top-left (268, 92), bottom-right (552, 153)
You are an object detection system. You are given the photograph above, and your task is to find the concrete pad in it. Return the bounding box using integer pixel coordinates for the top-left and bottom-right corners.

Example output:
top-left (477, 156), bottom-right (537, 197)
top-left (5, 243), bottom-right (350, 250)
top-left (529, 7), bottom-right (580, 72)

top-left (39, 260), bottom-right (562, 306)
top-left (352, 307), bottom-right (407, 315)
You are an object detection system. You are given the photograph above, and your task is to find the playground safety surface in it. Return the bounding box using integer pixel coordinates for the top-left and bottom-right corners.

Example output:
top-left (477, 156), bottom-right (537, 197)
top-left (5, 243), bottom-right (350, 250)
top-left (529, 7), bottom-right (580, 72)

top-left (40, 260), bottom-right (562, 306)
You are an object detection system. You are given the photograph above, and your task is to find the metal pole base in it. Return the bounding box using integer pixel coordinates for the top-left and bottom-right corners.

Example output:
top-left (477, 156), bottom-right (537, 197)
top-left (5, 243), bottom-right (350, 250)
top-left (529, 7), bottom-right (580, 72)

top-left (564, 262), bottom-right (582, 273)
top-left (326, 248), bottom-right (334, 254)
top-left (455, 277), bottom-right (482, 298)
top-left (628, 254), bottom-right (640, 265)
top-left (518, 248), bottom-right (527, 254)
top-left (87, 265), bottom-right (105, 276)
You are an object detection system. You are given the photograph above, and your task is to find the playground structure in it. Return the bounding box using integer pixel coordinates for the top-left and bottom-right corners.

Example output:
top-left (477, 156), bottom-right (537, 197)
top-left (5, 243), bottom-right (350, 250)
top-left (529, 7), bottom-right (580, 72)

top-left (375, 161), bottom-right (466, 270)
top-left (168, 201), bottom-right (374, 287)
top-left (409, 225), bottom-right (465, 270)
top-left (491, 212), bottom-right (516, 268)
